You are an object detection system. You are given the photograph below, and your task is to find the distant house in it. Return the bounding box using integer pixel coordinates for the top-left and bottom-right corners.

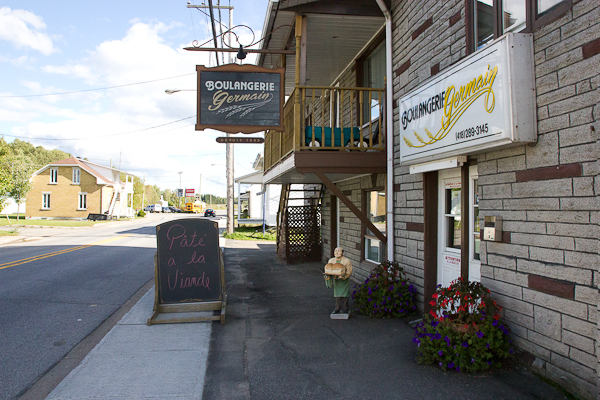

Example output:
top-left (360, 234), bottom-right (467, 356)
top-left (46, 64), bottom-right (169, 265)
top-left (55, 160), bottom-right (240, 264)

top-left (235, 153), bottom-right (281, 226)
top-left (27, 157), bottom-right (134, 219)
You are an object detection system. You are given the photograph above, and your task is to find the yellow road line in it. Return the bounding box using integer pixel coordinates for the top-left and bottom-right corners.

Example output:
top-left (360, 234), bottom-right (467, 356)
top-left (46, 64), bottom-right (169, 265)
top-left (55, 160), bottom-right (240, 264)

top-left (0, 234), bottom-right (133, 270)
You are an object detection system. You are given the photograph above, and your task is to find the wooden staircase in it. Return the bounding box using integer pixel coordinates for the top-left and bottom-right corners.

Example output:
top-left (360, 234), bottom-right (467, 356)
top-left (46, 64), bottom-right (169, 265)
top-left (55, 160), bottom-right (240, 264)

top-left (276, 183), bottom-right (324, 264)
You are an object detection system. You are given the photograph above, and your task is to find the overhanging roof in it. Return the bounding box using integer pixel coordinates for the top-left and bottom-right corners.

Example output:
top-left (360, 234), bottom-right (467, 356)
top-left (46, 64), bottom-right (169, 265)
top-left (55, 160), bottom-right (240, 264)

top-left (257, 0), bottom-right (385, 95)
top-left (235, 170), bottom-right (264, 184)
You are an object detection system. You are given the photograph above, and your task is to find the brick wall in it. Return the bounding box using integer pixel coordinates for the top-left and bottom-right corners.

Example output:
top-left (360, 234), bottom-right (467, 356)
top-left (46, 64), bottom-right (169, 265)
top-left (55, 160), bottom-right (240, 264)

top-left (27, 166), bottom-right (104, 219)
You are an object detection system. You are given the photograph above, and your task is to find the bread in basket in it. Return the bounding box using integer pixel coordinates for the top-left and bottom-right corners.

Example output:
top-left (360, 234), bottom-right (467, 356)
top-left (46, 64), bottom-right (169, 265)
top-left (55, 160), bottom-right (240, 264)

top-left (324, 263), bottom-right (344, 276)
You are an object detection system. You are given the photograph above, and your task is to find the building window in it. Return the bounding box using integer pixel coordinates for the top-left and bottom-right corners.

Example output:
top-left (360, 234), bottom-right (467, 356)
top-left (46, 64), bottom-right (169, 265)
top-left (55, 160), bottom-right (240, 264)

top-left (362, 41), bottom-right (386, 124)
top-left (50, 168), bottom-right (58, 184)
top-left (78, 193), bottom-right (87, 210)
top-left (467, 0), bottom-right (571, 53)
top-left (444, 183), bottom-right (462, 250)
top-left (72, 168), bottom-right (80, 184)
top-left (364, 190), bottom-right (386, 263)
top-left (42, 193), bottom-right (51, 209)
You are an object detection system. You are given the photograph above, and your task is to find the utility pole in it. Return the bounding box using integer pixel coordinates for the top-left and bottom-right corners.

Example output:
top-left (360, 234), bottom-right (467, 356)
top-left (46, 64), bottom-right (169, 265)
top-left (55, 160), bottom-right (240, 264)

top-left (142, 173), bottom-right (146, 209)
top-left (187, 2), bottom-right (235, 234)
top-left (178, 171), bottom-right (183, 208)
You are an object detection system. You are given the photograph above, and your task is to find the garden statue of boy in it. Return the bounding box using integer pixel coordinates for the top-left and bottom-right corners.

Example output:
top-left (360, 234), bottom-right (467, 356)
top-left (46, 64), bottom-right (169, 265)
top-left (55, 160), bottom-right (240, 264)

top-left (324, 247), bottom-right (353, 315)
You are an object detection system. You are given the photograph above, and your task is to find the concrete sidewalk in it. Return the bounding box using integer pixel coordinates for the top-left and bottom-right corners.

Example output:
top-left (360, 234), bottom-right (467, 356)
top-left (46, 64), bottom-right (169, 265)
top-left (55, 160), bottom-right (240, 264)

top-left (44, 287), bottom-right (212, 400)
top-left (42, 239), bottom-right (568, 400)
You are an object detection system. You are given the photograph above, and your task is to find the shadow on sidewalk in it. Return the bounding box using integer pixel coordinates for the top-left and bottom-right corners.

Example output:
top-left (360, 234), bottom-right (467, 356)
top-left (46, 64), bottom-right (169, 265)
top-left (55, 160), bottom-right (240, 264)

top-left (203, 240), bottom-right (566, 400)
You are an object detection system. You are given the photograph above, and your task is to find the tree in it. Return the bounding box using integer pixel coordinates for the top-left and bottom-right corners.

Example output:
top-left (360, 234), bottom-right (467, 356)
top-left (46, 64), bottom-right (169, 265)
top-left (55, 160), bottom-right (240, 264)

top-left (0, 138), bottom-right (10, 212)
top-left (133, 176), bottom-right (145, 209)
top-left (6, 155), bottom-right (33, 220)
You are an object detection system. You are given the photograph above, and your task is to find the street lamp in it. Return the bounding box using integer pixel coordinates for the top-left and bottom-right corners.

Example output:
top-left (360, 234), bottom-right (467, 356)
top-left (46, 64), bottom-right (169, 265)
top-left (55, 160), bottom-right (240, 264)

top-left (165, 89), bottom-right (196, 95)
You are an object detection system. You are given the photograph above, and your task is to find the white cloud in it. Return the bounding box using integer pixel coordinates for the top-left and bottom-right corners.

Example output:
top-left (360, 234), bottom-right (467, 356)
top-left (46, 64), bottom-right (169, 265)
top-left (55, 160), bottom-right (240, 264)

top-left (0, 7), bottom-right (57, 55)
top-left (2, 19), bottom-right (262, 195)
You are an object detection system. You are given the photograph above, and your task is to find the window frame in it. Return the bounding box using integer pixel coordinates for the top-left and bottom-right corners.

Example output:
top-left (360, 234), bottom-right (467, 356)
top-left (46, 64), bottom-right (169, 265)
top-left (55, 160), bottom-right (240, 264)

top-left (72, 168), bottom-right (81, 184)
top-left (42, 192), bottom-right (51, 210)
top-left (49, 168), bottom-right (58, 184)
top-left (465, 0), bottom-right (572, 55)
top-left (78, 192), bottom-right (87, 210)
top-left (362, 188), bottom-right (386, 264)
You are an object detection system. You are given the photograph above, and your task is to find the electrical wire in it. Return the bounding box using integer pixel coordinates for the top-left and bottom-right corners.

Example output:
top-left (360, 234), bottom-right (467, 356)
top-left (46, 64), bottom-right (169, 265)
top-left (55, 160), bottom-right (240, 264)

top-left (0, 73), bottom-right (195, 98)
top-left (1, 116), bottom-right (195, 141)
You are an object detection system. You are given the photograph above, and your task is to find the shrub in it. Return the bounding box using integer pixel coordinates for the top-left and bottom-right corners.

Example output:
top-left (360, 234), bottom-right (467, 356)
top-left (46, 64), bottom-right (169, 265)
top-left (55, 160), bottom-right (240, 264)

top-left (414, 278), bottom-right (513, 372)
top-left (352, 260), bottom-right (417, 318)
top-left (137, 210), bottom-right (146, 217)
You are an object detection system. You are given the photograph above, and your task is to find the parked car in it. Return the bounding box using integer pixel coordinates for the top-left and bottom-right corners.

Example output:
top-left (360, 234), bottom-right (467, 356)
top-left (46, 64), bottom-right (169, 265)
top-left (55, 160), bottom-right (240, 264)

top-left (204, 209), bottom-right (216, 217)
top-left (162, 207), bottom-right (172, 213)
top-left (144, 204), bottom-right (162, 213)
top-left (168, 206), bottom-right (182, 213)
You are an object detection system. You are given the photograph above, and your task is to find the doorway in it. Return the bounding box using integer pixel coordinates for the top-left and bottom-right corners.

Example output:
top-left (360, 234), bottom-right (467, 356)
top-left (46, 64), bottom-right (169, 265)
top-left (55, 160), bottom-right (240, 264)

top-left (437, 166), bottom-right (480, 287)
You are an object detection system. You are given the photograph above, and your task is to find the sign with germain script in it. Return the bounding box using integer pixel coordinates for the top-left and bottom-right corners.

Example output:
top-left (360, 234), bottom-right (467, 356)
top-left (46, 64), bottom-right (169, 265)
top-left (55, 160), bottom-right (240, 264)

top-left (148, 219), bottom-right (226, 325)
top-left (399, 33), bottom-right (536, 165)
top-left (196, 64), bottom-right (285, 134)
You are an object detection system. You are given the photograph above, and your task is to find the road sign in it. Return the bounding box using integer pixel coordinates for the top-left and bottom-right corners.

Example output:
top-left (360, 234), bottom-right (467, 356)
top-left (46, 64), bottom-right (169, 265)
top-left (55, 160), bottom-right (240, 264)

top-left (216, 137), bottom-right (264, 144)
top-left (185, 188), bottom-right (195, 196)
top-left (177, 189), bottom-right (184, 198)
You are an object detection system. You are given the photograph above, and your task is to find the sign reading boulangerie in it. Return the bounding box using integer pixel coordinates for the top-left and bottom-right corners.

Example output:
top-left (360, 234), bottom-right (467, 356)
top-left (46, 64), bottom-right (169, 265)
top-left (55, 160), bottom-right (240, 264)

top-left (399, 33), bottom-right (537, 165)
top-left (196, 64), bottom-right (284, 134)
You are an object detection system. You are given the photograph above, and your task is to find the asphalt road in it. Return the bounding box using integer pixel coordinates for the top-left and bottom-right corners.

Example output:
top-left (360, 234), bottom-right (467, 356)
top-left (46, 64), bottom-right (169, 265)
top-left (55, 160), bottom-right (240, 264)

top-left (0, 212), bottom-right (221, 400)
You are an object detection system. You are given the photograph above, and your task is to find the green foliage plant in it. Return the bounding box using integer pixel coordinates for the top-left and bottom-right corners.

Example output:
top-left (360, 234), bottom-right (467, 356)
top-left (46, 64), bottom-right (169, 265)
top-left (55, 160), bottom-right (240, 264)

top-left (137, 210), bottom-right (146, 217)
top-left (414, 278), bottom-right (513, 372)
top-left (351, 260), bottom-right (417, 318)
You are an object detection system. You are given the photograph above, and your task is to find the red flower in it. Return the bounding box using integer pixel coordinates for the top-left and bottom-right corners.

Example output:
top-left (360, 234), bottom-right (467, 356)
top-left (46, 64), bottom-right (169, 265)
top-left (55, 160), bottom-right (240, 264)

top-left (432, 293), bottom-right (439, 299)
top-left (429, 300), bottom-right (436, 306)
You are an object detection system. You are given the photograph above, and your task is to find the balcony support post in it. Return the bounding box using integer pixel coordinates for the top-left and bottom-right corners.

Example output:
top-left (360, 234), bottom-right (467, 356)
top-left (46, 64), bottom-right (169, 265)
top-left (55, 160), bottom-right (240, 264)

top-left (314, 171), bottom-right (387, 245)
top-left (293, 15), bottom-right (304, 152)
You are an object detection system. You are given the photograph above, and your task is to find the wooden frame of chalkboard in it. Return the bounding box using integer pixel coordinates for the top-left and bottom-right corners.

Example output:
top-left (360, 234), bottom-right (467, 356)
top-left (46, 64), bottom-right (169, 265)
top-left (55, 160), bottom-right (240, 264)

top-left (147, 219), bottom-right (227, 326)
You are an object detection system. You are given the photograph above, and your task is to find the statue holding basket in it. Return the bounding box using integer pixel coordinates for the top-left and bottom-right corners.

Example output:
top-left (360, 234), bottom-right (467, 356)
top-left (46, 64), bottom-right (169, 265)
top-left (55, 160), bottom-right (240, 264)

top-left (324, 247), bottom-right (353, 316)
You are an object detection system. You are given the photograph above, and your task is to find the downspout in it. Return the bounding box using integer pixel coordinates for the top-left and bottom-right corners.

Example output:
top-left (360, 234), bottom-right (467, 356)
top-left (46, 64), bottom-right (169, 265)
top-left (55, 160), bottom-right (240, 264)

top-left (375, 0), bottom-right (394, 262)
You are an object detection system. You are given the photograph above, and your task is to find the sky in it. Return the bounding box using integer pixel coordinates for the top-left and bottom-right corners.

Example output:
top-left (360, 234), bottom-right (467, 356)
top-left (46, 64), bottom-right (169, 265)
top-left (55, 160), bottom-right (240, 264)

top-left (0, 0), bottom-right (270, 197)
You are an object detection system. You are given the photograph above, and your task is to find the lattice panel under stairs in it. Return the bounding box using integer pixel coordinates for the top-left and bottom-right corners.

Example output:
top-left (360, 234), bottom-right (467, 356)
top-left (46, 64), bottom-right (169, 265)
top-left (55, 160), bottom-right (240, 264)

top-left (285, 205), bottom-right (321, 264)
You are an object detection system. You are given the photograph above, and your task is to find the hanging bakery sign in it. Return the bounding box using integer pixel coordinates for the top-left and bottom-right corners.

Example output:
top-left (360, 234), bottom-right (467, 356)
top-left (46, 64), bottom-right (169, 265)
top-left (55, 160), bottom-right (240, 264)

top-left (399, 33), bottom-right (537, 165)
top-left (196, 64), bottom-right (284, 134)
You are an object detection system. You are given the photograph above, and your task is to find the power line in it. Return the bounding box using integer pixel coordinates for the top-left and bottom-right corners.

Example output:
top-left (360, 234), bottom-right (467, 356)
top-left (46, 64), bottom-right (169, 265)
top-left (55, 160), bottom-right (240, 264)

top-left (1, 116), bottom-right (195, 141)
top-left (0, 73), bottom-right (195, 98)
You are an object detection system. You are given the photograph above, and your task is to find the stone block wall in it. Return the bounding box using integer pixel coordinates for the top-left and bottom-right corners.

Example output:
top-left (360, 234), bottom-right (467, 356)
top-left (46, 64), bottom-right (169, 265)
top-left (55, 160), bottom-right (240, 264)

top-left (321, 174), bottom-right (387, 284)
top-left (389, 0), bottom-right (599, 398)
top-left (391, 0), bottom-right (466, 309)
top-left (477, 2), bottom-right (599, 398)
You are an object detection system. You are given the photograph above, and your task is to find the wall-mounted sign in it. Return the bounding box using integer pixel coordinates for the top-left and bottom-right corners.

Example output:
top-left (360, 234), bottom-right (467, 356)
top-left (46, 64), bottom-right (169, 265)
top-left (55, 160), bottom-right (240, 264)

top-left (196, 64), bottom-right (284, 134)
top-left (216, 137), bottom-right (264, 144)
top-left (399, 33), bottom-right (536, 165)
top-left (185, 188), bottom-right (195, 197)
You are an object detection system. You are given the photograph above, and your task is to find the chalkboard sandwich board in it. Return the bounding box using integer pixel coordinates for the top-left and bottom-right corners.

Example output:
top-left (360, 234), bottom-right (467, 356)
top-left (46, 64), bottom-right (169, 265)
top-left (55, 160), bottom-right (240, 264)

top-left (147, 218), bottom-right (227, 325)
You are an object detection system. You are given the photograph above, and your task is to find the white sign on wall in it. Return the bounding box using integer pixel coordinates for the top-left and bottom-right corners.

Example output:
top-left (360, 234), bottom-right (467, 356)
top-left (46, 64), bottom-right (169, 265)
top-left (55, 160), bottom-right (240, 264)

top-left (399, 33), bottom-right (537, 165)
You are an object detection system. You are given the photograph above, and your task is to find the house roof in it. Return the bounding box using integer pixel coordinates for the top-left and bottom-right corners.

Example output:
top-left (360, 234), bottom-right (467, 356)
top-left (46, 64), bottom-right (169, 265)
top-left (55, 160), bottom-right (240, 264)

top-left (31, 157), bottom-right (115, 185)
top-left (235, 170), bottom-right (264, 184)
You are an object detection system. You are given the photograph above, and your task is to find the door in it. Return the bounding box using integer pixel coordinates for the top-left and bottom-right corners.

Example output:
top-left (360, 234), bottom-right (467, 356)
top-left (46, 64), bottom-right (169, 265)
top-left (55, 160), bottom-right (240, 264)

top-left (438, 168), bottom-right (462, 287)
top-left (437, 166), bottom-right (481, 287)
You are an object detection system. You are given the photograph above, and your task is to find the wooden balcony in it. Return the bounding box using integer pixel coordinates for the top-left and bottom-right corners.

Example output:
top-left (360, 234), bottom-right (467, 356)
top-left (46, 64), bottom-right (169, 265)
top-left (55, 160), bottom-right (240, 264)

top-left (264, 85), bottom-right (386, 185)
